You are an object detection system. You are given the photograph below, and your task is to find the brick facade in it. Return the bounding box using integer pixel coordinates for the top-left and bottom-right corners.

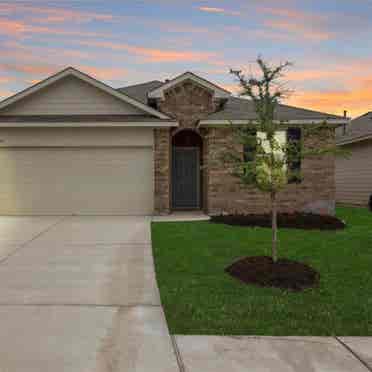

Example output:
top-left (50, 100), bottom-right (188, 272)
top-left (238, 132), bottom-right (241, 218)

top-left (205, 127), bottom-right (335, 215)
top-left (154, 128), bottom-right (170, 214)
top-left (153, 79), bottom-right (336, 216)
top-left (157, 80), bottom-right (218, 128)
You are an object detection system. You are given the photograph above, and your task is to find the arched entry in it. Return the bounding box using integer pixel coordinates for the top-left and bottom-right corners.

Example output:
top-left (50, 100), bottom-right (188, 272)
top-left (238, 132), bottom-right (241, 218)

top-left (171, 129), bottom-right (203, 210)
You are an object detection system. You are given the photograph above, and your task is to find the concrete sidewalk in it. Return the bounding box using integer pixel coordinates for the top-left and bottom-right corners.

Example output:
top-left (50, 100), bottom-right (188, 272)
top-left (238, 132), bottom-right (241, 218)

top-left (174, 336), bottom-right (372, 372)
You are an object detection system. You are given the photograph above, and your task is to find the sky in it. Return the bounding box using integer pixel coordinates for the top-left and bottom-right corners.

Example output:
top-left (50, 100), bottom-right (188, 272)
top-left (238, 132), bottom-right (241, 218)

top-left (1, 0), bottom-right (372, 118)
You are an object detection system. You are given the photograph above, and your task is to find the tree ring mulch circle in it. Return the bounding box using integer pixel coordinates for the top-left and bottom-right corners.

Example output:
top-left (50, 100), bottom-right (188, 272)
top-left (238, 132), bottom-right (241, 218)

top-left (225, 256), bottom-right (320, 292)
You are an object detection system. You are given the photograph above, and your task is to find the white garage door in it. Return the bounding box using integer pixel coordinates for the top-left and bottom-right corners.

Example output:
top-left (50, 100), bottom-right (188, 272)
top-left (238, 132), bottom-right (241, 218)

top-left (0, 147), bottom-right (153, 215)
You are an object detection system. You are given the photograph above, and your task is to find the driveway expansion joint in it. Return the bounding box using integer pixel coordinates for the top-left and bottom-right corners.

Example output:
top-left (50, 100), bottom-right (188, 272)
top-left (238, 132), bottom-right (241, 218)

top-left (0, 215), bottom-right (69, 266)
top-left (335, 337), bottom-right (372, 372)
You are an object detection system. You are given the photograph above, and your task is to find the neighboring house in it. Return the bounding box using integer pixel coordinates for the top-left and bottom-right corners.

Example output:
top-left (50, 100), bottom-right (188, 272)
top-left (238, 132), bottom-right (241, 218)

top-left (336, 112), bottom-right (372, 206)
top-left (0, 67), bottom-right (347, 216)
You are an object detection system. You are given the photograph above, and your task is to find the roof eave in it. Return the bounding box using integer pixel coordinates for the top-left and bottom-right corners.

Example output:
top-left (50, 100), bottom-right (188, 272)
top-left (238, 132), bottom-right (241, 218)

top-left (198, 119), bottom-right (349, 127)
top-left (0, 120), bottom-right (178, 128)
top-left (336, 133), bottom-right (372, 146)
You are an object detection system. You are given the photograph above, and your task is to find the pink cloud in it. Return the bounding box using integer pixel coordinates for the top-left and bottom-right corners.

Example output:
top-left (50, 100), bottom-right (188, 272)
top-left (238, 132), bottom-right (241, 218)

top-left (264, 20), bottom-right (331, 41)
top-left (78, 66), bottom-right (128, 80)
top-left (261, 7), bottom-right (312, 19)
top-left (1, 40), bottom-right (92, 61)
top-left (287, 86), bottom-right (372, 118)
top-left (285, 62), bottom-right (372, 117)
top-left (0, 62), bottom-right (59, 75)
top-left (198, 6), bottom-right (241, 16)
top-left (0, 58), bottom-right (128, 83)
top-left (259, 6), bottom-right (333, 41)
top-left (0, 76), bottom-right (12, 84)
top-left (0, 3), bottom-right (114, 24)
top-left (0, 90), bottom-right (13, 100)
top-left (0, 17), bottom-right (104, 38)
top-left (78, 40), bottom-right (217, 63)
top-left (0, 18), bottom-right (27, 34)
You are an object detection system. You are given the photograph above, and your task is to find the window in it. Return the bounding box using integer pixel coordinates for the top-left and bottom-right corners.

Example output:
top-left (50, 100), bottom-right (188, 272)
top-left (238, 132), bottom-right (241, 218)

top-left (243, 128), bottom-right (257, 162)
top-left (242, 129), bottom-right (302, 184)
top-left (242, 129), bottom-right (256, 181)
top-left (287, 127), bottom-right (302, 183)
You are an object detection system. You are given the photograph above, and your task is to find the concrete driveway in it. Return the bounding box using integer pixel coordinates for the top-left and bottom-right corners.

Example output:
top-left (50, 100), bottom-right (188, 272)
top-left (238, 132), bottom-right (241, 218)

top-left (0, 216), bottom-right (179, 372)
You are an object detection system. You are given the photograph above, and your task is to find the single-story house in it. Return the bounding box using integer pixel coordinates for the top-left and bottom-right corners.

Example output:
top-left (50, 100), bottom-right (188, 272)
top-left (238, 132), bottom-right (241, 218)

top-left (336, 112), bottom-right (372, 207)
top-left (0, 67), bottom-right (347, 216)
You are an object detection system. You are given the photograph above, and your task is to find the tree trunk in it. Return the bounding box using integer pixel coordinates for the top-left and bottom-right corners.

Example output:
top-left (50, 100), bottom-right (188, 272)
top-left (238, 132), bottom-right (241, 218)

top-left (271, 191), bottom-right (278, 262)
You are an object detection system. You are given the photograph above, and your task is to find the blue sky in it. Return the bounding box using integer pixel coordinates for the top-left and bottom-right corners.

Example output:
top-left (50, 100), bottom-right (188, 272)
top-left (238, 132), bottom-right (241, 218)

top-left (1, 0), bottom-right (372, 117)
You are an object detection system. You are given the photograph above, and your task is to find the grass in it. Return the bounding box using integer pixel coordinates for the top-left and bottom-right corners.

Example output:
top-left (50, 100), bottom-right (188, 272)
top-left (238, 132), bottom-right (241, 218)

top-left (151, 207), bottom-right (372, 335)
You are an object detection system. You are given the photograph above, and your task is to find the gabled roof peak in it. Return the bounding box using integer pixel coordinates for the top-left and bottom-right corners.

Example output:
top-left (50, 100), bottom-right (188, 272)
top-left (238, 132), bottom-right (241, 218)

top-left (0, 67), bottom-right (170, 119)
top-left (148, 71), bottom-right (231, 100)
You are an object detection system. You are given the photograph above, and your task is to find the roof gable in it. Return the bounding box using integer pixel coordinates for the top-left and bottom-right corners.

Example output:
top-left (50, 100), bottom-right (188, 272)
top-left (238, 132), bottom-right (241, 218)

top-left (0, 67), bottom-right (169, 119)
top-left (148, 72), bottom-right (230, 100)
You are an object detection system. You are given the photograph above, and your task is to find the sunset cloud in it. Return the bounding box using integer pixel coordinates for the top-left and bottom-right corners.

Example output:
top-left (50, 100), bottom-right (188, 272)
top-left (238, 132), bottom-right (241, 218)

top-left (0, 89), bottom-right (14, 100)
top-left (0, 76), bottom-right (12, 84)
top-left (198, 6), bottom-right (241, 16)
top-left (0, 18), bottom-right (103, 38)
top-left (0, 18), bottom-right (27, 35)
top-left (0, 0), bottom-right (372, 119)
top-left (0, 58), bottom-right (128, 83)
top-left (0, 2), bottom-right (113, 39)
top-left (0, 62), bottom-right (59, 76)
top-left (0, 3), bottom-right (114, 24)
top-left (79, 66), bottom-right (128, 81)
top-left (286, 69), bottom-right (341, 82)
top-left (260, 6), bottom-right (333, 41)
top-left (77, 40), bottom-right (217, 63)
top-left (287, 75), bottom-right (372, 118)
top-left (222, 58), bottom-right (372, 117)
top-left (264, 20), bottom-right (331, 41)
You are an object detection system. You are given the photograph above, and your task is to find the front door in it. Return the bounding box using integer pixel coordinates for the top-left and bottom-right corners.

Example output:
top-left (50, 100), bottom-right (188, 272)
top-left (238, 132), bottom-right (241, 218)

top-left (172, 147), bottom-right (200, 209)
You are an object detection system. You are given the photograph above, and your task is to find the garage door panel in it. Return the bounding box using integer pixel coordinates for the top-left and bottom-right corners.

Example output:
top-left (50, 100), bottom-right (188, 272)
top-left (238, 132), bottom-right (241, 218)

top-left (0, 147), bottom-right (153, 215)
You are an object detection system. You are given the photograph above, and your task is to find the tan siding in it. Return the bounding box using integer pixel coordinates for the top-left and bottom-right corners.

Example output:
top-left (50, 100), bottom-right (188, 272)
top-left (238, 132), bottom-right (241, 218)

top-left (0, 127), bottom-right (153, 147)
top-left (336, 140), bottom-right (372, 206)
top-left (0, 76), bottom-right (146, 115)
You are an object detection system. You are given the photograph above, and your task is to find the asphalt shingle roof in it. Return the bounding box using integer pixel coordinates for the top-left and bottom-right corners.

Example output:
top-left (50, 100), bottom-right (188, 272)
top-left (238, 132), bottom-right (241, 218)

top-left (205, 96), bottom-right (343, 121)
top-left (336, 112), bottom-right (372, 144)
top-left (118, 80), bottom-right (345, 122)
top-left (118, 81), bottom-right (164, 104)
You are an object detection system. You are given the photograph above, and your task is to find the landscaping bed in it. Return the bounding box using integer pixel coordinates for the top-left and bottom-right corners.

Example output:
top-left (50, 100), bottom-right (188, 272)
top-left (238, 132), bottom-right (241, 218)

top-left (210, 212), bottom-right (346, 230)
top-left (226, 255), bottom-right (319, 291)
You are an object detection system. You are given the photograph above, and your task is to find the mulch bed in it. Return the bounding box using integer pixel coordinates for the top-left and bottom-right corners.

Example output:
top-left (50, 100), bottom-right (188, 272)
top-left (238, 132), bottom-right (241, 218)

top-left (226, 256), bottom-right (320, 292)
top-left (211, 213), bottom-right (345, 230)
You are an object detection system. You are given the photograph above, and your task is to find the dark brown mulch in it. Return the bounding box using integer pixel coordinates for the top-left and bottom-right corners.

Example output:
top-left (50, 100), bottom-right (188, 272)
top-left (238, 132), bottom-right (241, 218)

top-left (225, 256), bottom-right (320, 291)
top-left (211, 213), bottom-right (345, 230)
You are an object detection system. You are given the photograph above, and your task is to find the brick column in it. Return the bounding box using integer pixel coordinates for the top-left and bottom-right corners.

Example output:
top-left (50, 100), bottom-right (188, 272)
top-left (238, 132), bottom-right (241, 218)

top-left (154, 128), bottom-right (171, 214)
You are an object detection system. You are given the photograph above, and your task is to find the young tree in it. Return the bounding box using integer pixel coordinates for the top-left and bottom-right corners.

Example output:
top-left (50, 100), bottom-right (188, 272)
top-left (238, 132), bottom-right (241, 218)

top-left (223, 58), bottom-right (335, 262)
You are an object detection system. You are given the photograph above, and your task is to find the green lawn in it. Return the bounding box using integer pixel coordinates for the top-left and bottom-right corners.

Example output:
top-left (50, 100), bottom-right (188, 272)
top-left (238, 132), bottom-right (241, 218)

top-left (151, 207), bottom-right (372, 335)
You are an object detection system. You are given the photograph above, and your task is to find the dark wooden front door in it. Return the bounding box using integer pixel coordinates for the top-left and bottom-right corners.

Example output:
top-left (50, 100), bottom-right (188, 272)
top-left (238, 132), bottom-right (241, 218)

top-left (172, 147), bottom-right (200, 209)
